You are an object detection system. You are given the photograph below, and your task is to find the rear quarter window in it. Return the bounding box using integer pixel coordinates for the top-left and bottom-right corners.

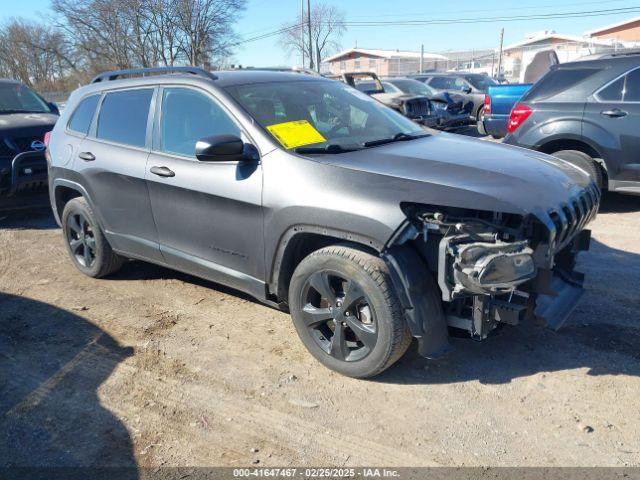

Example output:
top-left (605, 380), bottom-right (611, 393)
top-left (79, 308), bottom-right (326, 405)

top-left (68, 95), bottom-right (100, 134)
top-left (96, 89), bottom-right (154, 147)
top-left (522, 67), bottom-right (601, 102)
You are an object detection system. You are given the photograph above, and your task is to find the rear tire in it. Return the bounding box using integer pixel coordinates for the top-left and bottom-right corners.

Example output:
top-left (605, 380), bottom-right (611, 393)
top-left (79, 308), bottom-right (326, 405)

top-left (552, 150), bottom-right (603, 188)
top-left (61, 197), bottom-right (125, 278)
top-left (288, 245), bottom-right (411, 378)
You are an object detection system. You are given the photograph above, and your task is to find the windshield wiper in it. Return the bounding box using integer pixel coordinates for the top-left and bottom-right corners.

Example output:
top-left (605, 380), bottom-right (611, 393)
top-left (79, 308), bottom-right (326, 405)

top-left (363, 132), bottom-right (428, 148)
top-left (294, 144), bottom-right (361, 154)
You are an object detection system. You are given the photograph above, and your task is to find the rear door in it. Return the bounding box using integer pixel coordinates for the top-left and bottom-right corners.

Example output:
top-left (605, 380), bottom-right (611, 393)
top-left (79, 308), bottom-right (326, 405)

top-left (146, 86), bottom-right (264, 295)
top-left (76, 87), bottom-right (162, 261)
top-left (584, 66), bottom-right (640, 186)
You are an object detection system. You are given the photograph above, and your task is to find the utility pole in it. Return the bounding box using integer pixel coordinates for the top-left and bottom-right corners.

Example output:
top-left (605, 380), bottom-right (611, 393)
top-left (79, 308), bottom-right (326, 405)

top-left (301, 0), bottom-right (305, 68)
top-left (420, 44), bottom-right (424, 73)
top-left (307, 0), bottom-right (314, 71)
top-left (497, 28), bottom-right (504, 80)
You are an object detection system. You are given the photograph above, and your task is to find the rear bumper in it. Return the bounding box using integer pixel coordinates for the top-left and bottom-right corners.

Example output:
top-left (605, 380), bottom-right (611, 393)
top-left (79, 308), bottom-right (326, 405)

top-left (480, 115), bottom-right (508, 138)
top-left (0, 151), bottom-right (48, 197)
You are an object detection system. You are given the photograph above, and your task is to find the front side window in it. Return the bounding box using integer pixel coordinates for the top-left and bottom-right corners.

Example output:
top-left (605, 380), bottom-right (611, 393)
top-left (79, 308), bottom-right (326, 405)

top-left (68, 95), bottom-right (100, 134)
top-left (97, 89), bottom-right (153, 147)
top-left (160, 88), bottom-right (241, 157)
top-left (0, 83), bottom-right (51, 114)
top-left (226, 79), bottom-right (425, 152)
top-left (453, 77), bottom-right (469, 91)
top-left (466, 75), bottom-right (497, 91)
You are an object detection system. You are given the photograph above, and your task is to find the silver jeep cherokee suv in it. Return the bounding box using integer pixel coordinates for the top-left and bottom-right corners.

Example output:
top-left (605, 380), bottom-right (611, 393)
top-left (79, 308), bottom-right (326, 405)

top-left (47, 67), bottom-right (599, 378)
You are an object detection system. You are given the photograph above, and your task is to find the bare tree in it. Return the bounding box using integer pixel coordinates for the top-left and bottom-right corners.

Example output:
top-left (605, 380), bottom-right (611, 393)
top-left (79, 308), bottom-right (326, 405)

top-left (0, 19), bottom-right (70, 89)
top-left (0, 0), bottom-right (246, 89)
top-left (174, 0), bottom-right (245, 67)
top-left (278, 2), bottom-right (345, 72)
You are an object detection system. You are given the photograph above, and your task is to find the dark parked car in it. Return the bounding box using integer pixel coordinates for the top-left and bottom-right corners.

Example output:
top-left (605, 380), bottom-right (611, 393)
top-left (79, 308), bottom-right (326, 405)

top-left (0, 79), bottom-right (59, 206)
top-left (337, 71), bottom-right (436, 127)
top-left (504, 52), bottom-right (640, 194)
top-left (48, 67), bottom-right (599, 378)
top-left (381, 78), bottom-right (472, 130)
top-left (410, 72), bottom-right (498, 123)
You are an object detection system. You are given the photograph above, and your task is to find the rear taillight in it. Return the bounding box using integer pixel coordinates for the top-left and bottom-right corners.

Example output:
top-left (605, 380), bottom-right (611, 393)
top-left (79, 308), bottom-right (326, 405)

top-left (43, 131), bottom-right (51, 147)
top-left (507, 104), bottom-right (532, 134)
top-left (483, 94), bottom-right (491, 115)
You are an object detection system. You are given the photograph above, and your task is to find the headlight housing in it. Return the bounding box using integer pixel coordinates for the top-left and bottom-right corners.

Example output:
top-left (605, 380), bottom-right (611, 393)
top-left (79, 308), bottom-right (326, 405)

top-left (451, 240), bottom-right (536, 296)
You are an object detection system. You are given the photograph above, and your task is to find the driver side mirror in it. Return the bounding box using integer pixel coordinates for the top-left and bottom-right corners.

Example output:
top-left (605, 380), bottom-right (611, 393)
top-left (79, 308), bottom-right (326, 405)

top-left (462, 87), bottom-right (473, 94)
top-left (195, 135), bottom-right (258, 162)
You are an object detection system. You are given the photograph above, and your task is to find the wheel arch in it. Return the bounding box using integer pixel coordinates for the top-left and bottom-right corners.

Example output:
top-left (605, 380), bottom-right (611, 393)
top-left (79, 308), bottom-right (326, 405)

top-left (536, 137), bottom-right (608, 172)
top-left (269, 226), bottom-right (381, 304)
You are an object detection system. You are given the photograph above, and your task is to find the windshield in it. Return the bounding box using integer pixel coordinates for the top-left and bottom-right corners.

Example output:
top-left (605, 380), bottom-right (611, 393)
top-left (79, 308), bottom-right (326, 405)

top-left (388, 79), bottom-right (435, 96)
top-left (465, 75), bottom-right (497, 91)
top-left (226, 80), bottom-right (426, 152)
top-left (0, 83), bottom-right (51, 114)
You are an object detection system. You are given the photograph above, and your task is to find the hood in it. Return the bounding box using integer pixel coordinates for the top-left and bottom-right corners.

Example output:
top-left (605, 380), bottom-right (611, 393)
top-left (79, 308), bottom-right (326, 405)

top-left (372, 92), bottom-right (428, 106)
top-left (0, 112), bottom-right (58, 136)
top-left (317, 133), bottom-right (593, 222)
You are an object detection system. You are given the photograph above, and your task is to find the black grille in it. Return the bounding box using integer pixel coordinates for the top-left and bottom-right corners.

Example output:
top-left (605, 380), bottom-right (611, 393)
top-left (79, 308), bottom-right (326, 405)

top-left (0, 136), bottom-right (44, 158)
top-left (0, 139), bottom-right (13, 158)
top-left (548, 183), bottom-right (601, 251)
top-left (12, 136), bottom-right (43, 152)
top-left (404, 99), bottom-right (431, 117)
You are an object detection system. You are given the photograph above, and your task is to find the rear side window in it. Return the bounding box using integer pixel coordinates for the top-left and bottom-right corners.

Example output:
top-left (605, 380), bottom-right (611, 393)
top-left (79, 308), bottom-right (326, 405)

top-left (597, 68), bottom-right (640, 102)
top-left (68, 95), bottom-right (100, 134)
top-left (429, 77), bottom-right (454, 89)
top-left (523, 67), bottom-right (601, 101)
top-left (97, 89), bottom-right (154, 147)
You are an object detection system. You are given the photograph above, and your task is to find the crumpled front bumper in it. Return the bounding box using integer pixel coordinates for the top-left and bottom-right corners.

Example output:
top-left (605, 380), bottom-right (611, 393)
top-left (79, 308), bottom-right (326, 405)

top-left (532, 229), bottom-right (591, 330)
top-left (0, 151), bottom-right (48, 197)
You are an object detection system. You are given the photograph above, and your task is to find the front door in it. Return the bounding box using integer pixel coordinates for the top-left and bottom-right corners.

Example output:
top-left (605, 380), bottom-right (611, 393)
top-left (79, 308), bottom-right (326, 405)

top-left (584, 66), bottom-right (640, 187)
top-left (145, 86), bottom-right (264, 296)
top-left (75, 87), bottom-right (162, 262)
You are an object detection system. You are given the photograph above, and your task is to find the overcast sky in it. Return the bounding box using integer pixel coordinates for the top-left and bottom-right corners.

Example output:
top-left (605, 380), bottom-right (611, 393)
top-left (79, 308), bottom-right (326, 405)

top-left (3, 0), bottom-right (639, 66)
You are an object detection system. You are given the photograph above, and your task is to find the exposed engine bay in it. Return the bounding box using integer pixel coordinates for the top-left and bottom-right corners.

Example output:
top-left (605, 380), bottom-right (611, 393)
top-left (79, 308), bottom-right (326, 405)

top-left (388, 194), bottom-right (598, 352)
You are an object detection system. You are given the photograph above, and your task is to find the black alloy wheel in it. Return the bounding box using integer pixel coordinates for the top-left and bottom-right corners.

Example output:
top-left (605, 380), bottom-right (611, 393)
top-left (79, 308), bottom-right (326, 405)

top-left (66, 212), bottom-right (97, 268)
top-left (300, 270), bottom-right (378, 362)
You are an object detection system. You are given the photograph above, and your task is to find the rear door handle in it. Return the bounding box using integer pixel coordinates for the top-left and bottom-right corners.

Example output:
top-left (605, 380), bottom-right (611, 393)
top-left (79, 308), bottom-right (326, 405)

top-left (78, 151), bottom-right (95, 161)
top-left (601, 108), bottom-right (628, 118)
top-left (150, 166), bottom-right (175, 178)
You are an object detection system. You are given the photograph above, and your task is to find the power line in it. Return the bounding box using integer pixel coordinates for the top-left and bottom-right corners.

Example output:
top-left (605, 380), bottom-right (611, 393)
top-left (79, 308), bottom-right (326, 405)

top-left (229, 6), bottom-right (640, 48)
top-left (346, 0), bottom-right (631, 19)
top-left (335, 7), bottom-right (640, 27)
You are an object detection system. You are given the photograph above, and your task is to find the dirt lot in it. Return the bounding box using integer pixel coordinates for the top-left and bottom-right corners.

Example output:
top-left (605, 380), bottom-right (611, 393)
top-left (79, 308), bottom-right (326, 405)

top-left (1, 191), bottom-right (639, 469)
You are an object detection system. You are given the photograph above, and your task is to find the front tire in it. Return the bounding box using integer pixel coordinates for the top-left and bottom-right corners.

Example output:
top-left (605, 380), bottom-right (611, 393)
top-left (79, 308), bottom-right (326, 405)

top-left (288, 245), bottom-right (411, 378)
top-left (61, 197), bottom-right (125, 278)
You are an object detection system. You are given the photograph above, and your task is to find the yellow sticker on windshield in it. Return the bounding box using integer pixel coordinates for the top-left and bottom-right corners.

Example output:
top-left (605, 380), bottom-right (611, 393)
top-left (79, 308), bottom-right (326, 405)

top-left (266, 120), bottom-right (326, 149)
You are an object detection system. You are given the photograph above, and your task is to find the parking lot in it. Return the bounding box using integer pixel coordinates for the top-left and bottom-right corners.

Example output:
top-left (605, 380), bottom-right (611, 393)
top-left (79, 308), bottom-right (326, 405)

top-left (1, 181), bottom-right (639, 467)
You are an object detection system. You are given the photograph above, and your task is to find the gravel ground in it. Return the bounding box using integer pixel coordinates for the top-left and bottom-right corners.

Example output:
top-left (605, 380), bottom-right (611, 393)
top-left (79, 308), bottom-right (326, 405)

top-left (1, 171), bottom-right (639, 468)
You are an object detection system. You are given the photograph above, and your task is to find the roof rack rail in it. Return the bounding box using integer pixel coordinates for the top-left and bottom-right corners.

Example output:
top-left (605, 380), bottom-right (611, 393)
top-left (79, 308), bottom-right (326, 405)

top-left (608, 49), bottom-right (640, 57)
top-left (90, 66), bottom-right (218, 84)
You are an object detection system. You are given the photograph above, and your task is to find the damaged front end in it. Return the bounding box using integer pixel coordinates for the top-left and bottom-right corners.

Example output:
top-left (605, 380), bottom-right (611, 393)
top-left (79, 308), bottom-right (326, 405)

top-left (386, 183), bottom-right (600, 356)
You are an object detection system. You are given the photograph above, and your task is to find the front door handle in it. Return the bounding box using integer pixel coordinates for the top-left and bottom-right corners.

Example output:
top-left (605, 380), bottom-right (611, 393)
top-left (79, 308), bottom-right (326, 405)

top-left (78, 151), bottom-right (95, 161)
top-left (601, 108), bottom-right (628, 118)
top-left (150, 166), bottom-right (175, 178)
